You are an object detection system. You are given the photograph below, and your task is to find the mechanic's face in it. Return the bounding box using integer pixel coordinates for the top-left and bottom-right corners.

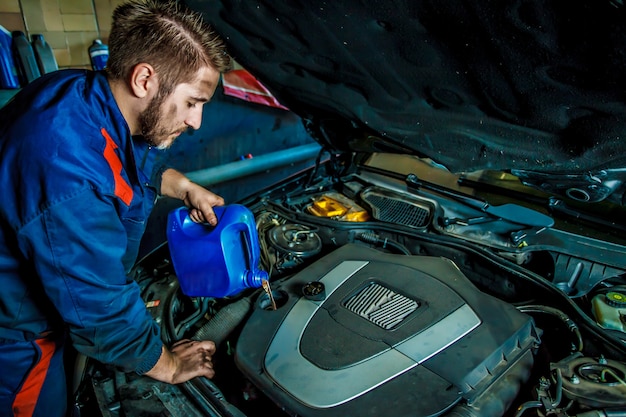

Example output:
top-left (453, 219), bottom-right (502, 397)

top-left (140, 66), bottom-right (220, 149)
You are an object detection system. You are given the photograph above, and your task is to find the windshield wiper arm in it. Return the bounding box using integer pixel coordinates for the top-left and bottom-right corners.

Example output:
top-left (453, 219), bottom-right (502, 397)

top-left (547, 197), bottom-right (626, 234)
top-left (405, 173), bottom-right (555, 229)
top-left (458, 176), bottom-right (626, 234)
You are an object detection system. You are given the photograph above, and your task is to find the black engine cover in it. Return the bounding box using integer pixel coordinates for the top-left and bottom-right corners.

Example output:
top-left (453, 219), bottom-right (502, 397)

top-left (235, 244), bottom-right (539, 417)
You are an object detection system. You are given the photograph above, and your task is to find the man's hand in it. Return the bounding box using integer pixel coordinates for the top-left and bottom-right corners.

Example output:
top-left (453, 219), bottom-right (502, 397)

top-left (144, 340), bottom-right (216, 384)
top-left (160, 168), bottom-right (225, 225)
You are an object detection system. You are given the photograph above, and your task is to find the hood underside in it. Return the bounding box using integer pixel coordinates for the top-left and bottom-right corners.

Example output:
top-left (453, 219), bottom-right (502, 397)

top-left (190, 0), bottom-right (626, 174)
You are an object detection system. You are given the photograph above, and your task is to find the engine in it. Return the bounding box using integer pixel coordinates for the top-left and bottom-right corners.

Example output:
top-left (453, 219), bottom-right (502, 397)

top-left (235, 244), bottom-right (540, 417)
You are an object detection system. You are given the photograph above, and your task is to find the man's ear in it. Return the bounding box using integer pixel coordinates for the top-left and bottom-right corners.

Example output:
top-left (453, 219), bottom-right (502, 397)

top-left (129, 63), bottom-right (158, 99)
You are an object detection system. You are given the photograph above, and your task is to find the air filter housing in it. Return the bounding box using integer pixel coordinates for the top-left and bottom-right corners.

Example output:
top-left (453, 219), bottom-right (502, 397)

top-left (361, 187), bottom-right (433, 229)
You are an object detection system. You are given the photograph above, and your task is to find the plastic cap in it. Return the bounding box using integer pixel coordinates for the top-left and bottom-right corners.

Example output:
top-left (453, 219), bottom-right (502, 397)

top-left (606, 292), bottom-right (626, 308)
top-left (247, 269), bottom-right (269, 288)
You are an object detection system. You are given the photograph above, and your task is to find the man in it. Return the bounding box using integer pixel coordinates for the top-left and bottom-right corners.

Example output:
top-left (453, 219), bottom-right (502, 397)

top-left (0, 1), bottom-right (232, 415)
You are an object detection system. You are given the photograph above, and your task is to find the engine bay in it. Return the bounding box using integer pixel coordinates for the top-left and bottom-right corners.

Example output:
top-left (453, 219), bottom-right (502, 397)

top-left (76, 156), bottom-right (626, 417)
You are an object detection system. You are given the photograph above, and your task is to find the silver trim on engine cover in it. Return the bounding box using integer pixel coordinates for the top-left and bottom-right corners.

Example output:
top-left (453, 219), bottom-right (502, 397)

top-left (264, 261), bottom-right (481, 408)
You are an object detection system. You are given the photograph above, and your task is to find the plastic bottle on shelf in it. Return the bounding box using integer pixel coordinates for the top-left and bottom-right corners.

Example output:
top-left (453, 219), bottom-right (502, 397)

top-left (0, 25), bottom-right (19, 89)
top-left (12, 31), bottom-right (40, 86)
top-left (31, 34), bottom-right (58, 75)
top-left (88, 39), bottom-right (109, 71)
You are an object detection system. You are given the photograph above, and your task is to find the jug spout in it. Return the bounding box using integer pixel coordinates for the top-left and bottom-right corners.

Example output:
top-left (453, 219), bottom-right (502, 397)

top-left (246, 269), bottom-right (269, 289)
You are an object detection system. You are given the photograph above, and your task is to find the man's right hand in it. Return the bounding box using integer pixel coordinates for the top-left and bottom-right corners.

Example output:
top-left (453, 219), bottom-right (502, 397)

top-left (144, 339), bottom-right (216, 383)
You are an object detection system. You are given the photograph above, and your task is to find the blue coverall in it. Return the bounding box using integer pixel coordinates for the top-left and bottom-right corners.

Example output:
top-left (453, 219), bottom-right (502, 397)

top-left (0, 70), bottom-right (166, 416)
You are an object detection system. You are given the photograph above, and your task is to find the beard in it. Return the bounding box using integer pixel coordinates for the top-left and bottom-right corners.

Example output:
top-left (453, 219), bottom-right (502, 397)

top-left (138, 91), bottom-right (184, 150)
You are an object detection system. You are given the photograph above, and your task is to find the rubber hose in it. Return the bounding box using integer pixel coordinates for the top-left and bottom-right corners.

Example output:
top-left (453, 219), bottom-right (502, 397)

top-left (514, 401), bottom-right (543, 417)
top-left (517, 304), bottom-right (584, 352)
top-left (192, 296), bottom-right (253, 347)
top-left (575, 410), bottom-right (626, 417)
top-left (605, 408), bottom-right (626, 417)
top-left (356, 232), bottom-right (411, 255)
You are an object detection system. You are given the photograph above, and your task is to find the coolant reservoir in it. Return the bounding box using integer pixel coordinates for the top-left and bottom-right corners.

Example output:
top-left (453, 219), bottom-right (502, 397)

top-left (591, 291), bottom-right (626, 333)
top-left (167, 204), bottom-right (268, 298)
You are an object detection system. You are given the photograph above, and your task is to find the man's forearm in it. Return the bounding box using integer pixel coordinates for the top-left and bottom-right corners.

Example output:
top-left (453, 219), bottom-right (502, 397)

top-left (158, 168), bottom-right (224, 225)
top-left (160, 168), bottom-right (193, 200)
top-left (144, 346), bottom-right (177, 383)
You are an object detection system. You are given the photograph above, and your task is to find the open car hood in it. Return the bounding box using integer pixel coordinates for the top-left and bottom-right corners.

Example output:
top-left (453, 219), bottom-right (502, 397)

top-left (189, 0), bottom-right (626, 204)
top-left (76, 6), bottom-right (626, 415)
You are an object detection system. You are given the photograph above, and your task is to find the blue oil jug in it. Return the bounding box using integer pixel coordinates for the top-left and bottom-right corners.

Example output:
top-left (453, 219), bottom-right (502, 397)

top-left (167, 204), bottom-right (268, 298)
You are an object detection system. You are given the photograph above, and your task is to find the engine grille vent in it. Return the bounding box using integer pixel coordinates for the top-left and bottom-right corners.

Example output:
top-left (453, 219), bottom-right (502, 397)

top-left (361, 188), bottom-right (432, 229)
top-left (343, 282), bottom-right (419, 329)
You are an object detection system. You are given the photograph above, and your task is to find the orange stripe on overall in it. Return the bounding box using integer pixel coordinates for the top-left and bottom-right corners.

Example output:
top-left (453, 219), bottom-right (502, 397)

top-left (101, 128), bottom-right (133, 206)
top-left (11, 339), bottom-right (56, 417)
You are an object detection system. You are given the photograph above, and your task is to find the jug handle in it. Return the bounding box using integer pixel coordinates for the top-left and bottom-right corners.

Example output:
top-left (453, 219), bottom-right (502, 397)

top-left (240, 214), bottom-right (262, 271)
